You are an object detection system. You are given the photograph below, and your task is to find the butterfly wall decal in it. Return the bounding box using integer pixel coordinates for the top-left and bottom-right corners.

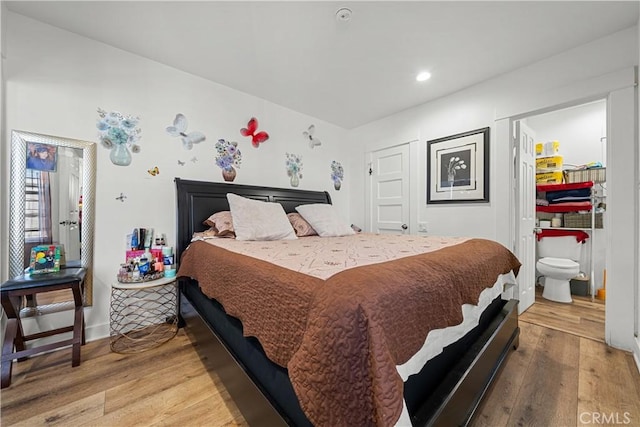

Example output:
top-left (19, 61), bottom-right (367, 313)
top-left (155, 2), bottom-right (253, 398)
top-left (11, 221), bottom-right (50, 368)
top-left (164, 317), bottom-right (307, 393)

top-left (240, 117), bottom-right (269, 148)
top-left (166, 113), bottom-right (206, 150)
top-left (147, 166), bottom-right (159, 176)
top-left (177, 160), bottom-right (185, 166)
top-left (303, 124), bottom-right (321, 149)
top-left (115, 193), bottom-right (127, 202)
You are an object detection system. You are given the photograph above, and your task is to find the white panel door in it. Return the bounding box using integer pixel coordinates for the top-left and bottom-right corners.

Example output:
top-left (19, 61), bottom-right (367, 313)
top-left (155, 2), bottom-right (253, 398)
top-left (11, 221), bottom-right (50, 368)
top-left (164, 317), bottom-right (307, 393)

top-left (515, 121), bottom-right (537, 314)
top-left (370, 144), bottom-right (410, 234)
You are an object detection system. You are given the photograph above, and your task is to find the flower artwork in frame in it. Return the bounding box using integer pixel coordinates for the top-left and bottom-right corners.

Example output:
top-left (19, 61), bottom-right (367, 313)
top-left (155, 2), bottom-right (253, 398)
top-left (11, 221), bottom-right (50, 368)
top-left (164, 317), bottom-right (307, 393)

top-left (426, 127), bottom-right (489, 204)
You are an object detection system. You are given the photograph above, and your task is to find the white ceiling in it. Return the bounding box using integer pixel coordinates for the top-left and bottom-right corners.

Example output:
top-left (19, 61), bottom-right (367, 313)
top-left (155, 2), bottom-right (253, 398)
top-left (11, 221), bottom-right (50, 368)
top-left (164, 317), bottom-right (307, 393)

top-left (5, 1), bottom-right (639, 129)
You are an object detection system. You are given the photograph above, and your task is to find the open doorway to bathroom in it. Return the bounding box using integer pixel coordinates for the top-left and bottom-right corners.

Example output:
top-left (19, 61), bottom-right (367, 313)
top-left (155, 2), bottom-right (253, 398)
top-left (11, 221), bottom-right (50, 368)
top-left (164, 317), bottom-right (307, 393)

top-left (516, 99), bottom-right (607, 343)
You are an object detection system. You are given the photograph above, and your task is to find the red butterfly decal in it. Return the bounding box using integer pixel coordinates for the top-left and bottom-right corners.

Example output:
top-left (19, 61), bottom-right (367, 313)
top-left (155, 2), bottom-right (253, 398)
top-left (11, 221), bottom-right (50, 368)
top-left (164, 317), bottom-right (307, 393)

top-left (240, 117), bottom-right (269, 148)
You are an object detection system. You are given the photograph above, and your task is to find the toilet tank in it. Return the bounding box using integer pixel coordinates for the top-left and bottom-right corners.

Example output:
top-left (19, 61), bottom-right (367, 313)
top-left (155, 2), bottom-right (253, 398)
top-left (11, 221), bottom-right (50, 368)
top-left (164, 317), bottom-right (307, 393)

top-left (538, 235), bottom-right (583, 261)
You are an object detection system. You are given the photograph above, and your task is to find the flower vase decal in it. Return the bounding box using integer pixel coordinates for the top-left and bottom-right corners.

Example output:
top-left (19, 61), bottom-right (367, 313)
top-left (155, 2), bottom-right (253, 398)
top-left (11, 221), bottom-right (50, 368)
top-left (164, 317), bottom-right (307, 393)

top-left (96, 108), bottom-right (141, 166)
top-left (215, 139), bottom-right (242, 182)
top-left (285, 153), bottom-right (303, 187)
top-left (331, 160), bottom-right (344, 190)
top-left (446, 156), bottom-right (467, 187)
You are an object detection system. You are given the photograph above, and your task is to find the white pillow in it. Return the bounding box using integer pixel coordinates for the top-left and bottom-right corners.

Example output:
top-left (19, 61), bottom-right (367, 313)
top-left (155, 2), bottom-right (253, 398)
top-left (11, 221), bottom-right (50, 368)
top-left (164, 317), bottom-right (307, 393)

top-left (295, 204), bottom-right (355, 237)
top-left (227, 193), bottom-right (297, 241)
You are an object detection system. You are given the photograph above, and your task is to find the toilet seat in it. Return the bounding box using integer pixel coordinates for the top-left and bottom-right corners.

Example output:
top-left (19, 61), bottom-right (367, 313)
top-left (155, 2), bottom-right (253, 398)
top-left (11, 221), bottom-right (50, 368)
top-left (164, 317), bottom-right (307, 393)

top-left (538, 257), bottom-right (579, 270)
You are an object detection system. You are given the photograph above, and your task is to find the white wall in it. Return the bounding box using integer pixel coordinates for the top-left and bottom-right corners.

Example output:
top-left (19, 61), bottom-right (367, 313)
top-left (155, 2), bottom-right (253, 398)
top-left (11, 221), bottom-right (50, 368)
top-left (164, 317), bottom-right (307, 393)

top-left (527, 100), bottom-right (607, 168)
top-left (636, 6), bottom-right (640, 372)
top-left (2, 12), bottom-right (350, 339)
top-left (350, 27), bottom-right (639, 351)
top-left (351, 28), bottom-right (637, 243)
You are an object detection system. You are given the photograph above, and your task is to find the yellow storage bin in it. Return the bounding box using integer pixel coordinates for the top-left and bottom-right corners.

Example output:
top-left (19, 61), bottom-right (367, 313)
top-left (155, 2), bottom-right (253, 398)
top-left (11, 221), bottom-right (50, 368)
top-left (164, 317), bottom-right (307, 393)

top-left (536, 171), bottom-right (563, 184)
top-left (536, 155), bottom-right (563, 171)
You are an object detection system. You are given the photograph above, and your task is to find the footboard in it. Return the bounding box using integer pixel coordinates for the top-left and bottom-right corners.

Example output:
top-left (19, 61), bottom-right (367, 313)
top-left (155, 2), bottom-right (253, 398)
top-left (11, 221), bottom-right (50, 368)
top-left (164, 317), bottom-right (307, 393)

top-left (413, 299), bottom-right (519, 426)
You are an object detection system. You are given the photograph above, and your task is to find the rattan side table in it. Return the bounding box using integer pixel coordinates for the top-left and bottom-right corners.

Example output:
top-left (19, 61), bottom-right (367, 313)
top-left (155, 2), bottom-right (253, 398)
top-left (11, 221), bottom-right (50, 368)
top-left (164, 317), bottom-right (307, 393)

top-left (110, 276), bottom-right (178, 353)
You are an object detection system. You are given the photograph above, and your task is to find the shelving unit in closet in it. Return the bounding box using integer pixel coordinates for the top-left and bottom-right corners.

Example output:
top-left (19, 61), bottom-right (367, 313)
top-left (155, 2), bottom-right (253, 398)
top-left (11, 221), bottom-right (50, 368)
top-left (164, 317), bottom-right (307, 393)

top-left (536, 173), bottom-right (606, 300)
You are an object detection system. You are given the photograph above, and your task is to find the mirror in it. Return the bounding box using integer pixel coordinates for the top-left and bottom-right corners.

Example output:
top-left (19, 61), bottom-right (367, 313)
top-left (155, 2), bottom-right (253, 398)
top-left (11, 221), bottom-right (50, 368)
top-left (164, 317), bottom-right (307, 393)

top-left (9, 130), bottom-right (96, 311)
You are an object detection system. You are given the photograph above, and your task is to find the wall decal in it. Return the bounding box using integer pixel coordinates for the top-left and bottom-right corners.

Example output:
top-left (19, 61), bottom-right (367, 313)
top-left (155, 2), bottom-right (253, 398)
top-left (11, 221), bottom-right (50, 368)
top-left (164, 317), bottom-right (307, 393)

top-left (166, 113), bottom-right (206, 150)
top-left (115, 193), bottom-right (127, 202)
top-left (147, 166), bottom-right (160, 176)
top-left (303, 124), bottom-right (322, 149)
top-left (97, 108), bottom-right (141, 166)
top-left (191, 157), bottom-right (198, 163)
top-left (331, 160), bottom-right (344, 191)
top-left (177, 160), bottom-right (185, 166)
top-left (240, 117), bottom-right (269, 148)
top-left (215, 139), bottom-right (242, 182)
top-left (285, 153), bottom-right (303, 187)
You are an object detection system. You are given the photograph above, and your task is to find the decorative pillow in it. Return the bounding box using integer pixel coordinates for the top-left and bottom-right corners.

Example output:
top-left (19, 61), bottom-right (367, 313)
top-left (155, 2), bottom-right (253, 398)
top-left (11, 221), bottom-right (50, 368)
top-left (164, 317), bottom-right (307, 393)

top-left (227, 193), bottom-right (297, 241)
top-left (287, 213), bottom-right (318, 237)
top-left (295, 204), bottom-right (355, 237)
top-left (202, 211), bottom-right (235, 238)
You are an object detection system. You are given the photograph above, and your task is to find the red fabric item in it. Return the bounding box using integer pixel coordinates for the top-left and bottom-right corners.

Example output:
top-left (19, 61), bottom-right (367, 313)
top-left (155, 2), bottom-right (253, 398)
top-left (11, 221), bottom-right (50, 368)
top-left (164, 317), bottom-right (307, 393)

top-left (536, 181), bottom-right (593, 192)
top-left (537, 229), bottom-right (589, 243)
top-left (536, 203), bottom-right (592, 213)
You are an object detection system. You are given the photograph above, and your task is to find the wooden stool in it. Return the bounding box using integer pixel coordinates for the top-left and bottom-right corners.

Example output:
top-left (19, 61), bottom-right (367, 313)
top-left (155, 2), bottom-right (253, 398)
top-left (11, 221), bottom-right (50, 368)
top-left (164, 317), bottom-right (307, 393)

top-left (1, 267), bottom-right (86, 388)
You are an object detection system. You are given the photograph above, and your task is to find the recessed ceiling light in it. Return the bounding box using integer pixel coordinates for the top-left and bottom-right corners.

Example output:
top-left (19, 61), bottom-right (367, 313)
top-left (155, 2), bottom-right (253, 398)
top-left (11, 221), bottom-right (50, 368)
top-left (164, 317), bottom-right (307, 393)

top-left (416, 71), bottom-right (431, 82)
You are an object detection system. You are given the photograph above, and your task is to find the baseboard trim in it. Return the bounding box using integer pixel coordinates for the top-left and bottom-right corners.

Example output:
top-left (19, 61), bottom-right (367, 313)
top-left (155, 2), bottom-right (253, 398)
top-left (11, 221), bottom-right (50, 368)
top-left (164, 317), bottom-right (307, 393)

top-left (633, 336), bottom-right (640, 375)
top-left (85, 322), bottom-right (109, 342)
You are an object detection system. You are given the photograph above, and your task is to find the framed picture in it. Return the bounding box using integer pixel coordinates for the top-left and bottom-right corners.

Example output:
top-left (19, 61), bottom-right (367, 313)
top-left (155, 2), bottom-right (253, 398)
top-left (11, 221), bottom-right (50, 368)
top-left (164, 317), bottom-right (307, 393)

top-left (26, 142), bottom-right (58, 172)
top-left (427, 127), bottom-right (489, 204)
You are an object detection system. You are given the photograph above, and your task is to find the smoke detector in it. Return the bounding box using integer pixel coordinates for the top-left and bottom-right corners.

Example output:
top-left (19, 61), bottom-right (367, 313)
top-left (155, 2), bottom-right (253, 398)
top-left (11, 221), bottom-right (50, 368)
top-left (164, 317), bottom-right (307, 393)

top-left (336, 7), bottom-right (352, 22)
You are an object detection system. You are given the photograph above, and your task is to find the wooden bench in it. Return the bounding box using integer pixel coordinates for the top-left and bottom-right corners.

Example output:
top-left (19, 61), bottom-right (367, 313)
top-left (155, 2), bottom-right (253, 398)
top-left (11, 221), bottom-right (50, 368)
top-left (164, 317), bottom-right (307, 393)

top-left (1, 267), bottom-right (86, 388)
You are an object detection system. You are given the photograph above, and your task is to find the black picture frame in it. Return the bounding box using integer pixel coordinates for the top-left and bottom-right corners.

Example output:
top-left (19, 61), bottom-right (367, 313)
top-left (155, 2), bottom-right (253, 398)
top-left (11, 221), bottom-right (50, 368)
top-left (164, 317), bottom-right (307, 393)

top-left (427, 127), bottom-right (489, 204)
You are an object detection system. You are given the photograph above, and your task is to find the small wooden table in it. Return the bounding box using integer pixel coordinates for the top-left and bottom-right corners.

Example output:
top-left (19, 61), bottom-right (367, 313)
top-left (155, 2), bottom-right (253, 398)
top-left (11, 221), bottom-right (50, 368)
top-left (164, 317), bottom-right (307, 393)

top-left (1, 267), bottom-right (86, 388)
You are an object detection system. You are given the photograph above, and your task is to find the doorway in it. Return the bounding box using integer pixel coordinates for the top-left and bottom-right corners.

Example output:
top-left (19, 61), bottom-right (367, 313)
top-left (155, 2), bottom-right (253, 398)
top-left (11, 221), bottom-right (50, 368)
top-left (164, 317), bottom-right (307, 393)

top-left (515, 100), bottom-right (607, 342)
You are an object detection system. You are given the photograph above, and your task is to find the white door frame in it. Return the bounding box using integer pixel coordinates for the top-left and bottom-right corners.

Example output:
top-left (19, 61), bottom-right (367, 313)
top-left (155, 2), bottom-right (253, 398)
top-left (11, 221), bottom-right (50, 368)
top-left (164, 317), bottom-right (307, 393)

top-left (496, 67), bottom-right (638, 354)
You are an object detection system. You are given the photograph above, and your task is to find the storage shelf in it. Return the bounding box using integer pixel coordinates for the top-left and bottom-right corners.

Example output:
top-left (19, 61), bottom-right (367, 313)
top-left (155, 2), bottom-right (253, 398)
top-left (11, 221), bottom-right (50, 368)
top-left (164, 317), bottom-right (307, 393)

top-left (536, 181), bottom-right (593, 192)
top-left (536, 204), bottom-right (592, 213)
top-left (537, 227), bottom-right (595, 231)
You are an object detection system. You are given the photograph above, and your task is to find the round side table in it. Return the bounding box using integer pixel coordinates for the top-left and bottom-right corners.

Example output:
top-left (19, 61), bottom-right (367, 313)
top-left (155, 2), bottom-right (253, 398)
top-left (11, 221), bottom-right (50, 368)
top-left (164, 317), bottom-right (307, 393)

top-left (110, 276), bottom-right (178, 353)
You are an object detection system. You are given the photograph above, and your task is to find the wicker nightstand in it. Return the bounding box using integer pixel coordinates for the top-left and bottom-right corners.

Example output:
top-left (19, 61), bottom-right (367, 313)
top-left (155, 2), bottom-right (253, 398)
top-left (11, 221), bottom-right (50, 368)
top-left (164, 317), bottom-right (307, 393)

top-left (109, 276), bottom-right (178, 353)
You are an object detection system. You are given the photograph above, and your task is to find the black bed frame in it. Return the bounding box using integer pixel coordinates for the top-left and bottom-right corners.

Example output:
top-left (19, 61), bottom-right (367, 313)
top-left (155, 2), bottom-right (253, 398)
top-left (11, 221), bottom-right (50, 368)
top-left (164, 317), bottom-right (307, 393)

top-left (174, 178), bottom-right (520, 426)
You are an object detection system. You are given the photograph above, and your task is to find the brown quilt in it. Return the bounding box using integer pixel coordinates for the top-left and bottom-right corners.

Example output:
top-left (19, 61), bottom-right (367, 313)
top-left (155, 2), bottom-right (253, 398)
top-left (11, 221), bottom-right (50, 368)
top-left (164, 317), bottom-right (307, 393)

top-left (178, 238), bottom-right (521, 426)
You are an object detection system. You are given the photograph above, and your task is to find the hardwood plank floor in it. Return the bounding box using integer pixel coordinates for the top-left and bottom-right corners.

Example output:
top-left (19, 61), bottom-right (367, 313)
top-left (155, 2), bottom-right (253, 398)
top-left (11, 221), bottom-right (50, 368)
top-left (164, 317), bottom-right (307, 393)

top-left (2, 320), bottom-right (638, 426)
top-left (519, 285), bottom-right (605, 342)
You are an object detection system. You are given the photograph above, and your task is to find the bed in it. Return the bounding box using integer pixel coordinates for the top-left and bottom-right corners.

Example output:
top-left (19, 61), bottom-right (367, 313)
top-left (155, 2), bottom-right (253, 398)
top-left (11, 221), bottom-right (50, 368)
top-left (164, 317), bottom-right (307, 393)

top-left (174, 178), bottom-right (521, 426)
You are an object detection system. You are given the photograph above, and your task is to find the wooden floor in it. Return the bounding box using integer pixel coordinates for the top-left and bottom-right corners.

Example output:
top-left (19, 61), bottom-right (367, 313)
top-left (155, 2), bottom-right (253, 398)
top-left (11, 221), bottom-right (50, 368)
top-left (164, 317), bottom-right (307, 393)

top-left (520, 286), bottom-right (605, 342)
top-left (2, 304), bottom-right (638, 427)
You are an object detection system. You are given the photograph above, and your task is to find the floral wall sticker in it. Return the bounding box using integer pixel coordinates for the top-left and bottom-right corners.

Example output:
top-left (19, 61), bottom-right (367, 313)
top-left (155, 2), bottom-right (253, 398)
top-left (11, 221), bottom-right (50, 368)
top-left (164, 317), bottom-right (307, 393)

top-left (166, 113), bottom-right (206, 150)
top-left (286, 153), bottom-right (303, 187)
top-left (240, 117), bottom-right (269, 148)
top-left (97, 108), bottom-right (141, 166)
top-left (215, 139), bottom-right (242, 182)
top-left (331, 160), bottom-right (344, 190)
top-left (303, 124), bottom-right (321, 149)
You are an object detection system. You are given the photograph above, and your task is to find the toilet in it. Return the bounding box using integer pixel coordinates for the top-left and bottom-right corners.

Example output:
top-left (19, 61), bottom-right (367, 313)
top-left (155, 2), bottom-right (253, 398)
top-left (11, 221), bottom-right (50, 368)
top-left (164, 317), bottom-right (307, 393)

top-left (536, 234), bottom-right (586, 303)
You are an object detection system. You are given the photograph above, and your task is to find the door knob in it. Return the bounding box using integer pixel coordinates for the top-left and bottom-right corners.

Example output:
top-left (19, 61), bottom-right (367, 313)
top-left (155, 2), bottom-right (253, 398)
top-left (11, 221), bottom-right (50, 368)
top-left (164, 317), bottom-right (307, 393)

top-left (401, 224), bottom-right (408, 230)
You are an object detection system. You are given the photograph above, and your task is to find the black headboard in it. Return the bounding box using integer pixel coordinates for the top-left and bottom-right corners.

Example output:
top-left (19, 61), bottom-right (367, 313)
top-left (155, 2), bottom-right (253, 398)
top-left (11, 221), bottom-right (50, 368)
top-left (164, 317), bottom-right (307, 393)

top-left (174, 178), bottom-right (332, 263)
